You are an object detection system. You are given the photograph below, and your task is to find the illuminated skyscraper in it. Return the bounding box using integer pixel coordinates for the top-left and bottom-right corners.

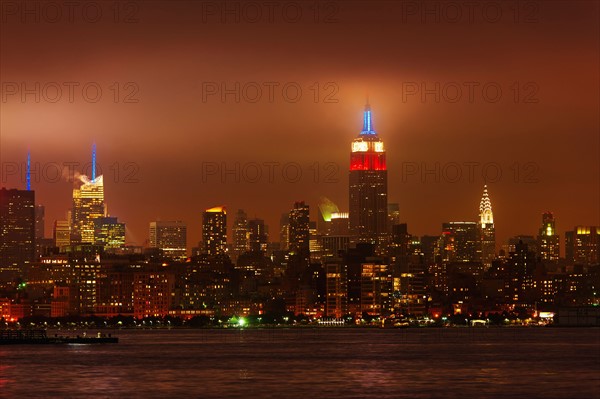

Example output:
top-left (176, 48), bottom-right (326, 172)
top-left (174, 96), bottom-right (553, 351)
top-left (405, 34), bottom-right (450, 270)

top-left (441, 222), bottom-right (480, 263)
top-left (71, 147), bottom-right (105, 244)
top-left (288, 201), bottom-right (310, 261)
top-left (326, 261), bottom-right (348, 318)
top-left (248, 218), bottom-right (268, 252)
top-left (53, 220), bottom-right (71, 250)
top-left (537, 212), bottom-right (560, 261)
top-left (202, 206), bottom-right (227, 255)
top-left (232, 209), bottom-right (249, 255)
top-left (0, 188), bottom-right (35, 269)
top-left (478, 185), bottom-right (496, 267)
top-left (565, 226), bottom-right (600, 266)
top-left (361, 263), bottom-right (393, 316)
top-left (94, 217), bottom-right (125, 248)
top-left (149, 221), bottom-right (187, 259)
top-left (72, 175), bottom-right (105, 244)
top-left (349, 101), bottom-right (388, 250)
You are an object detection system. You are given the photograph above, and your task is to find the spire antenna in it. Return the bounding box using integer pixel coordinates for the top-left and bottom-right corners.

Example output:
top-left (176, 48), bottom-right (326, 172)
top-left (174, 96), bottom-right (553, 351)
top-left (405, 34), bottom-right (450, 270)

top-left (361, 98), bottom-right (374, 134)
top-left (26, 151), bottom-right (31, 191)
top-left (92, 143), bottom-right (96, 181)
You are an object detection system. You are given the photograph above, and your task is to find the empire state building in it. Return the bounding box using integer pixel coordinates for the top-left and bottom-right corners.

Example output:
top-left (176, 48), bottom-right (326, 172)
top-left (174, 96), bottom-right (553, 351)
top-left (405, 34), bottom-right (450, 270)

top-left (349, 102), bottom-right (388, 249)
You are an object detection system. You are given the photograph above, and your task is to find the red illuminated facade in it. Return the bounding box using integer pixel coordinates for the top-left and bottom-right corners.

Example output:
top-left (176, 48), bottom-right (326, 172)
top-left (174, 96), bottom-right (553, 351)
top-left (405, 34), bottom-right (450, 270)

top-left (349, 102), bottom-right (388, 250)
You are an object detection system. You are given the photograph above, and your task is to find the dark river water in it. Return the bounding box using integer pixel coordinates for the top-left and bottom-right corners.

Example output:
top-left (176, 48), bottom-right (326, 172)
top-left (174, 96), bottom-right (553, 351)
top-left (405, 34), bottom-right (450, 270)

top-left (1, 327), bottom-right (599, 398)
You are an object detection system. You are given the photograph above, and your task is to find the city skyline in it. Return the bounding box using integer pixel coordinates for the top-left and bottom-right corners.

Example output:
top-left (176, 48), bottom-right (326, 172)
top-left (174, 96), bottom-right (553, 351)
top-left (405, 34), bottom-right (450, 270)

top-left (1, 1), bottom-right (598, 255)
top-left (1, 2), bottom-right (599, 397)
top-left (3, 107), bottom-right (596, 256)
top-left (2, 109), bottom-right (594, 255)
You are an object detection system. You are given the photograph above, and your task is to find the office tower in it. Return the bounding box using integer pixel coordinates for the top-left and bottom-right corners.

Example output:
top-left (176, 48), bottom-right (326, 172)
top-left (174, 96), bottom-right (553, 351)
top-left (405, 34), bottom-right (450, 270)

top-left (71, 175), bottom-right (105, 244)
top-left (420, 235), bottom-right (439, 265)
top-left (330, 212), bottom-right (349, 236)
top-left (360, 263), bottom-right (393, 316)
top-left (149, 221), bottom-right (187, 259)
top-left (34, 204), bottom-right (51, 258)
top-left (390, 223), bottom-right (411, 270)
top-left (349, 101), bottom-right (388, 250)
top-left (0, 188), bottom-right (35, 269)
top-left (508, 240), bottom-right (537, 304)
top-left (133, 271), bottom-right (175, 318)
top-left (53, 220), bottom-right (71, 250)
top-left (325, 261), bottom-right (348, 318)
top-left (202, 206), bottom-right (227, 256)
top-left (537, 212), bottom-right (560, 261)
top-left (388, 203), bottom-right (401, 232)
top-left (441, 222), bottom-right (480, 262)
top-left (279, 213), bottom-right (289, 251)
top-left (478, 185), bottom-right (495, 267)
top-left (71, 145), bottom-right (105, 244)
top-left (395, 254), bottom-right (427, 315)
top-left (565, 226), bottom-right (600, 266)
top-left (35, 204), bottom-right (45, 239)
top-left (288, 201), bottom-right (310, 260)
top-left (232, 209), bottom-right (249, 256)
top-left (93, 217), bottom-right (125, 248)
top-left (507, 235), bottom-right (537, 254)
top-left (309, 221), bottom-right (323, 260)
top-left (247, 218), bottom-right (268, 252)
top-left (321, 235), bottom-right (351, 259)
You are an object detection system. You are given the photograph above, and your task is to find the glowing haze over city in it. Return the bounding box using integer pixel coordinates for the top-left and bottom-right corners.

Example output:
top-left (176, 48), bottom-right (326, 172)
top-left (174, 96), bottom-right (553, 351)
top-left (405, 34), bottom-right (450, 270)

top-left (0, 1), bottom-right (599, 398)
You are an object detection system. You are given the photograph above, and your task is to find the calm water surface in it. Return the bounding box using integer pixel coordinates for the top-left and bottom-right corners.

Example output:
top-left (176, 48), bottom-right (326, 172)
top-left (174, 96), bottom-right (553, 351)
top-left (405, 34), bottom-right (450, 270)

top-left (1, 328), bottom-right (599, 398)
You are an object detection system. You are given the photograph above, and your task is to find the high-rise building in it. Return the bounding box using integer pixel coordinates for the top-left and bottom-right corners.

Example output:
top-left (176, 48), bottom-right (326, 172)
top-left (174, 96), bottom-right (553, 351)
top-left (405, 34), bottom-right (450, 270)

top-left (395, 253), bottom-right (427, 316)
top-left (279, 213), bottom-right (289, 251)
top-left (388, 203), bottom-right (401, 232)
top-left (93, 217), bottom-right (125, 248)
top-left (288, 201), bottom-right (310, 260)
top-left (361, 263), bottom-right (393, 316)
top-left (232, 209), bottom-right (249, 256)
top-left (329, 212), bottom-right (349, 236)
top-left (71, 145), bottom-right (105, 244)
top-left (34, 204), bottom-right (49, 258)
top-left (349, 101), bottom-right (388, 250)
top-left (508, 240), bottom-right (537, 304)
top-left (441, 222), bottom-right (480, 263)
top-left (478, 185), bottom-right (496, 267)
top-left (0, 188), bottom-right (35, 269)
top-left (149, 221), bottom-right (187, 259)
top-left (248, 218), bottom-right (268, 252)
top-left (35, 204), bottom-right (45, 239)
top-left (507, 235), bottom-right (537, 255)
top-left (565, 226), bottom-right (600, 266)
top-left (390, 223), bottom-right (412, 270)
top-left (202, 206), bottom-right (227, 255)
top-left (325, 260), bottom-right (348, 318)
top-left (537, 212), bottom-right (560, 261)
top-left (53, 220), bottom-right (71, 250)
top-left (71, 175), bottom-right (105, 244)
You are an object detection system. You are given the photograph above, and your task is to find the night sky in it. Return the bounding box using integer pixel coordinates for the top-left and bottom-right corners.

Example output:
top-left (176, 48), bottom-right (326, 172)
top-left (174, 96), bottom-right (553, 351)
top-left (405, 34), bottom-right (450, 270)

top-left (1, 0), bottom-right (598, 250)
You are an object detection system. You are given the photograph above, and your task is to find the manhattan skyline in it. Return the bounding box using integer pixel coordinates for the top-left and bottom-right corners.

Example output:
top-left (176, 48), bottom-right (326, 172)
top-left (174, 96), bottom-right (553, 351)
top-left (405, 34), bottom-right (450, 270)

top-left (1, 1), bottom-right (599, 253)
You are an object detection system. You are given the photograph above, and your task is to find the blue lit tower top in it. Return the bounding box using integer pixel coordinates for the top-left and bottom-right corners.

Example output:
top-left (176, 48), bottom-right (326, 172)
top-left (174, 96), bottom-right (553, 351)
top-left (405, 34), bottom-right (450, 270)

top-left (361, 101), bottom-right (376, 135)
top-left (26, 151), bottom-right (31, 191)
top-left (92, 143), bottom-right (96, 181)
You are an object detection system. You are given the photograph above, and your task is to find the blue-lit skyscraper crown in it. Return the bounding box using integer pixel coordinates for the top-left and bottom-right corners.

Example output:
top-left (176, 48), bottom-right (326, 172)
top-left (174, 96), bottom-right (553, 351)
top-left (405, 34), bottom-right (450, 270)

top-left (361, 102), bottom-right (376, 135)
